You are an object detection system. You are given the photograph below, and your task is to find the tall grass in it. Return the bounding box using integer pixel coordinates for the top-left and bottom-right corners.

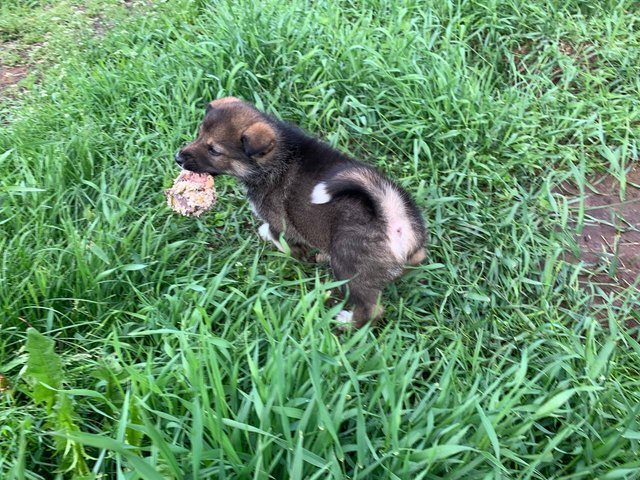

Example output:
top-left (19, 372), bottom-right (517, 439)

top-left (1, 0), bottom-right (639, 478)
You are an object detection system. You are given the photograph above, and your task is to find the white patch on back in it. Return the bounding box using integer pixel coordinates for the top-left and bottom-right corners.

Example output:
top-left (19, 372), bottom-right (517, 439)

top-left (310, 182), bottom-right (331, 204)
top-left (258, 223), bottom-right (284, 252)
top-left (382, 186), bottom-right (417, 262)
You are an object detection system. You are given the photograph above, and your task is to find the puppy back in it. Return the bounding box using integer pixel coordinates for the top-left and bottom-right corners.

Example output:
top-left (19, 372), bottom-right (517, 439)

top-left (311, 166), bottom-right (426, 263)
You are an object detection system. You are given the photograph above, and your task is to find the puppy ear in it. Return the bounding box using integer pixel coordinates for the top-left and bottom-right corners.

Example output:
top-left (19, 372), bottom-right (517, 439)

top-left (208, 97), bottom-right (241, 112)
top-left (241, 122), bottom-right (275, 158)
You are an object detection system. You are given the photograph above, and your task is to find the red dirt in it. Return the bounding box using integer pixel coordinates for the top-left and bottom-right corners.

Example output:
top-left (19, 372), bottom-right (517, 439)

top-left (557, 166), bottom-right (640, 325)
top-left (0, 65), bottom-right (29, 92)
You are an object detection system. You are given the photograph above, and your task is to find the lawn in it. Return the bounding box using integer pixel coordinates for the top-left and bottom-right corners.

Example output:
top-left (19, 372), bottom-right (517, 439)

top-left (1, 0), bottom-right (640, 478)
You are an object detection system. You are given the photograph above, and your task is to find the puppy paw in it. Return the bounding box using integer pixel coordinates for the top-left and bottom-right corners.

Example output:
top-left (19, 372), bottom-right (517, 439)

top-left (335, 310), bottom-right (353, 324)
top-left (258, 223), bottom-right (285, 252)
top-left (315, 252), bottom-right (331, 263)
top-left (258, 223), bottom-right (272, 242)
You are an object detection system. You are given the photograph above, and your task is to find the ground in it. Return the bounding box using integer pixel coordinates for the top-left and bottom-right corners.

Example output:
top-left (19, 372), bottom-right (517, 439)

top-left (1, 1), bottom-right (639, 479)
top-left (0, 0), bottom-right (141, 99)
top-left (0, 64), bottom-right (29, 93)
top-left (561, 167), bottom-right (640, 322)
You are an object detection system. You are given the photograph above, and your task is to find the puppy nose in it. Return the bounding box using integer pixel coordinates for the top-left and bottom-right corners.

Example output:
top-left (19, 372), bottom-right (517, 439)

top-left (175, 150), bottom-right (185, 167)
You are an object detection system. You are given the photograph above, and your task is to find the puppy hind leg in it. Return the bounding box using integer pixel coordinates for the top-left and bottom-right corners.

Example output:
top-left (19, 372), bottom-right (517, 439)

top-left (349, 284), bottom-right (385, 329)
top-left (331, 256), bottom-right (386, 330)
top-left (333, 285), bottom-right (384, 330)
top-left (288, 242), bottom-right (311, 261)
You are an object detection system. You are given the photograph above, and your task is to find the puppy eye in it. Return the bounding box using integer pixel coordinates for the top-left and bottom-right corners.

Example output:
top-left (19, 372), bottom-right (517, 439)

top-left (208, 145), bottom-right (221, 156)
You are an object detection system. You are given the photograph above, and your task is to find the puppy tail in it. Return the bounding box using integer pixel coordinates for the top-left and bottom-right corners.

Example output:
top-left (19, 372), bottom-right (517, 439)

top-left (310, 167), bottom-right (425, 262)
top-left (311, 168), bottom-right (382, 210)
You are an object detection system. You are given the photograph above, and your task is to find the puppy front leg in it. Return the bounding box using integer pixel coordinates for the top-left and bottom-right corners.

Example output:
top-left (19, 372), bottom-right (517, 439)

top-left (258, 223), bottom-right (285, 252)
top-left (258, 223), bottom-right (313, 260)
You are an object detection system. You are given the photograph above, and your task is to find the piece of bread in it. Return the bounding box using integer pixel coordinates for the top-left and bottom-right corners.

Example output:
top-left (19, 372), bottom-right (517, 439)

top-left (165, 171), bottom-right (216, 217)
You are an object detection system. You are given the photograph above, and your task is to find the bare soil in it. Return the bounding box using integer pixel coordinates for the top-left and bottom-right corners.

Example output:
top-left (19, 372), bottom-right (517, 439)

top-left (0, 3), bottom-right (136, 101)
top-left (511, 39), bottom-right (598, 84)
top-left (557, 166), bottom-right (640, 324)
top-left (0, 64), bottom-right (29, 93)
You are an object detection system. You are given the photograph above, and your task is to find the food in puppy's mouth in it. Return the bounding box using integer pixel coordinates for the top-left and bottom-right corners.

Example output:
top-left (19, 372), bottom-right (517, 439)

top-left (165, 171), bottom-right (216, 217)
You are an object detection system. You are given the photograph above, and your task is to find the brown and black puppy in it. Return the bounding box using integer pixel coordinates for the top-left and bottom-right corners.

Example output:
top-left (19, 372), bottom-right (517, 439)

top-left (176, 97), bottom-right (426, 329)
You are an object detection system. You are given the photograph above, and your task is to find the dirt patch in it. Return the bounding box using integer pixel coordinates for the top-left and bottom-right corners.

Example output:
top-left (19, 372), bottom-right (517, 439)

top-left (91, 14), bottom-right (110, 38)
top-left (0, 64), bottom-right (30, 92)
top-left (511, 39), bottom-right (598, 84)
top-left (557, 166), bottom-right (640, 325)
top-left (0, 5), bottom-right (117, 100)
top-left (70, 4), bottom-right (110, 39)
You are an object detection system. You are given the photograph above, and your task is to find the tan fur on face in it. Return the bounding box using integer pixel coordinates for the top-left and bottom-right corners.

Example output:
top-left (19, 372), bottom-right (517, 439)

top-left (179, 98), bottom-right (279, 178)
top-left (206, 99), bottom-right (275, 154)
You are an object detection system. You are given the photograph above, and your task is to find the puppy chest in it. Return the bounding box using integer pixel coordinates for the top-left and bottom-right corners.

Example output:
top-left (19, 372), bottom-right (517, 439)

top-left (248, 198), bottom-right (286, 230)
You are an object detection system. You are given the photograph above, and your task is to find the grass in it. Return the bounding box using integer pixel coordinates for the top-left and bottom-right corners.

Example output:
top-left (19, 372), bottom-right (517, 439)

top-left (1, 0), bottom-right (639, 478)
top-left (0, 0), bottom-right (136, 93)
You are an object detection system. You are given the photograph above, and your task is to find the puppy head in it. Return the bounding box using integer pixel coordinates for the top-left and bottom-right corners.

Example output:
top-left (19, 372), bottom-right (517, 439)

top-left (176, 97), bottom-right (277, 179)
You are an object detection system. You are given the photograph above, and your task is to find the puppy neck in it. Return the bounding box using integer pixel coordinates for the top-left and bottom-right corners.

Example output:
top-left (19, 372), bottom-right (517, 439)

top-left (240, 149), bottom-right (291, 192)
top-left (240, 124), bottom-right (306, 191)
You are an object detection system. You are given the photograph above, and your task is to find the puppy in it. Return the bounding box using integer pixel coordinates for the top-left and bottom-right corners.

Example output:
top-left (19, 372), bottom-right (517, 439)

top-left (176, 97), bottom-right (426, 329)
